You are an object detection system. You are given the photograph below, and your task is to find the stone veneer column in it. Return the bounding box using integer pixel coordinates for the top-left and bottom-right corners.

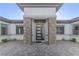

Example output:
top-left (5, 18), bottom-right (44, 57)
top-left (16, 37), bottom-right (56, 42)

top-left (23, 16), bottom-right (32, 45)
top-left (48, 17), bottom-right (56, 45)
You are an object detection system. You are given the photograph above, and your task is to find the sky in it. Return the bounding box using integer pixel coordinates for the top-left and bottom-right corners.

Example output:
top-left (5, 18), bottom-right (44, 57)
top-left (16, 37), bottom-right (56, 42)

top-left (0, 3), bottom-right (79, 20)
top-left (57, 3), bottom-right (79, 20)
top-left (0, 3), bottom-right (24, 20)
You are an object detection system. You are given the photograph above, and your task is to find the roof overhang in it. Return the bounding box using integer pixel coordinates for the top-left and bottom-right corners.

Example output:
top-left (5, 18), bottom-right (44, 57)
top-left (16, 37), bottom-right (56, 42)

top-left (17, 3), bottom-right (63, 12)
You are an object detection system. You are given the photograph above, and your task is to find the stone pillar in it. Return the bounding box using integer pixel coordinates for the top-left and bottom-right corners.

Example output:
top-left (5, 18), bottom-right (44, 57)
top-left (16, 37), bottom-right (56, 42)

top-left (48, 17), bottom-right (56, 45)
top-left (23, 16), bottom-right (32, 45)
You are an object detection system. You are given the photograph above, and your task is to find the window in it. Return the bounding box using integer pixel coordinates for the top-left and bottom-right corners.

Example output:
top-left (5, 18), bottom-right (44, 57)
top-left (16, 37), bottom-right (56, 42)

top-left (16, 25), bottom-right (24, 34)
top-left (73, 26), bottom-right (79, 35)
top-left (57, 26), bottom-right (64, 34)
top-left (74, 26), bottom-right (79, 30)
top-left (1, 24), bottom-right (7, 35)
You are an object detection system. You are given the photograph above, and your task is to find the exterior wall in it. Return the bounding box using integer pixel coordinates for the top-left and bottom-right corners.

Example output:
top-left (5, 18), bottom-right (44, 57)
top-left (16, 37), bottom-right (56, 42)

top-left (0, 21), bottom-right (9, 42)
top-left (9, 35), bottom-right (23, 40)
top-left (8, 24), bottom-right (16, 35)
top-left (8, 23), bottom-right (23, 35)
top-left (72, 21), bottom-right (79, 24)
top-left (71, 21), bottom-right (79, 42)
top-left (0, 21), bottom-right (9, 24)
top-left (56, 23), bottom-right (73, 40)
top-left (24, 8), bottom-right (56, 17)
top-left (57, 23), bottom-right (73, 35)
top-left (0, 20), bottom-right (79, 43)
top-left (56, 35), bottom-right (71, 40)
top-left (8, 23), bottom-right (23, 40)
top-left (64, 24), bottom-right (73, 35)
top-left (71, 35), bottom-right (79, 42)
top-left (56, 34), bottom-right (79, 43)
top-left (57, 22), bottom-right (79, 42)
top-left (0, 20), bottom-right (23, 42)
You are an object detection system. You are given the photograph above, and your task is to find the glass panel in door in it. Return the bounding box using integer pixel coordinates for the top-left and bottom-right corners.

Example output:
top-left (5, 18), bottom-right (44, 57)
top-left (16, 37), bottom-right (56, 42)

top-left (36, 24), bottom-right (42, 40)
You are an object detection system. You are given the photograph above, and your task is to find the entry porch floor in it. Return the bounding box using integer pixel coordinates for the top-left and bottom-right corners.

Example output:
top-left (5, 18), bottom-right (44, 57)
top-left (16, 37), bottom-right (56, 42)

top-left (0, 40), bottom-right (79, 56)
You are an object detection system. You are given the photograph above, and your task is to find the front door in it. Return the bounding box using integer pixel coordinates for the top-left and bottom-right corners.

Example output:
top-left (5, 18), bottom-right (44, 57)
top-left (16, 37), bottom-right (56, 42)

top-left (36, 24), bottom-right (44, 42)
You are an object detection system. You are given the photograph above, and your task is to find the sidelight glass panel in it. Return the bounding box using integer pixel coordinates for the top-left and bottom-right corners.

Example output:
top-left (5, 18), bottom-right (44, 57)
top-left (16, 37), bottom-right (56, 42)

top-left (37, 28), bottom-right (41, 30)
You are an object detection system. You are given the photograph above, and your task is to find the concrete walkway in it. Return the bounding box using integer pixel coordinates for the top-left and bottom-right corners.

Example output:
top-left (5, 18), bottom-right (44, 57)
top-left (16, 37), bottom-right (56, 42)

top-left (0, 40), bottom-right (79, 56)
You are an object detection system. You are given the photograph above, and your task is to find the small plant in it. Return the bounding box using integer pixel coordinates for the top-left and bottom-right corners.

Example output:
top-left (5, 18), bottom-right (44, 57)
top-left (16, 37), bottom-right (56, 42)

top-left (71, 38), bottom-right (76, 42)
top-left (1, 39), bottom-right (8, 43)
top-left (62, 38), bottom-right (65, 41)
top-left (13, 39), bottom-right (16, 41)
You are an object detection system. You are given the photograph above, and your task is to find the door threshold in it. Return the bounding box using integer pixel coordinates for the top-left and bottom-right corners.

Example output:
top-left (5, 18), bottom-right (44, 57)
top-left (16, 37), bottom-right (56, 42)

top-left (36, 40), bottom-right (46, 43)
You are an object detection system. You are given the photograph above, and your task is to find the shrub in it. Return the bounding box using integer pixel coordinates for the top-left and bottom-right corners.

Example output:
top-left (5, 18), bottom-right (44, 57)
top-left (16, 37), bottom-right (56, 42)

top-left (71, 38), bottom-right (76, 42)
top-left (1, 39), bottom-right (8, 43)
top-left (13, 39), bottom-right (16, 41)
top-left (62, 38), bottom-right (65, 41)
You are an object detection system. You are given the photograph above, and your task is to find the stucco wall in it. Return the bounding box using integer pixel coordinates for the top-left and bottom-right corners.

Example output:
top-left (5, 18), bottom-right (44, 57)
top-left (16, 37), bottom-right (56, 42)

top-left (56, 35), bottom-right (71, 40)
top-left (0, 21), bottom-right (23, 42)
top-left (57, 23), bottom-right (73, 35)
top-left (8, 23), bottom-right (23, 35)
top-left (8, 24), bottom-right (16, 35)
top-left (72, 21), bottom-right (79, 24)
top-left (24, 8), bottom-right (56, 17)
top-left (56, 22), bottom-right (79, 42)
top-left (56, 34), bottom-right (79, 43)
top-left (0, 20), bottom-right (79, 43)
top-left (64, 24), bottom-right (73, 35)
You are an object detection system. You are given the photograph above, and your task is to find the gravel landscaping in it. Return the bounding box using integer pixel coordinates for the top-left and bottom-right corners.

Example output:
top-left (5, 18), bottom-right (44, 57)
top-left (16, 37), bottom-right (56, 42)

top-left (0, 40), bottom-right (79, 56)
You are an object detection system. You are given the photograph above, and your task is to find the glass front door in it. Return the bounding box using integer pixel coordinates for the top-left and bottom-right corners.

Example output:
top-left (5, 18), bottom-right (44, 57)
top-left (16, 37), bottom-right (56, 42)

top-left (36, 24), bottom-right (44, 40)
